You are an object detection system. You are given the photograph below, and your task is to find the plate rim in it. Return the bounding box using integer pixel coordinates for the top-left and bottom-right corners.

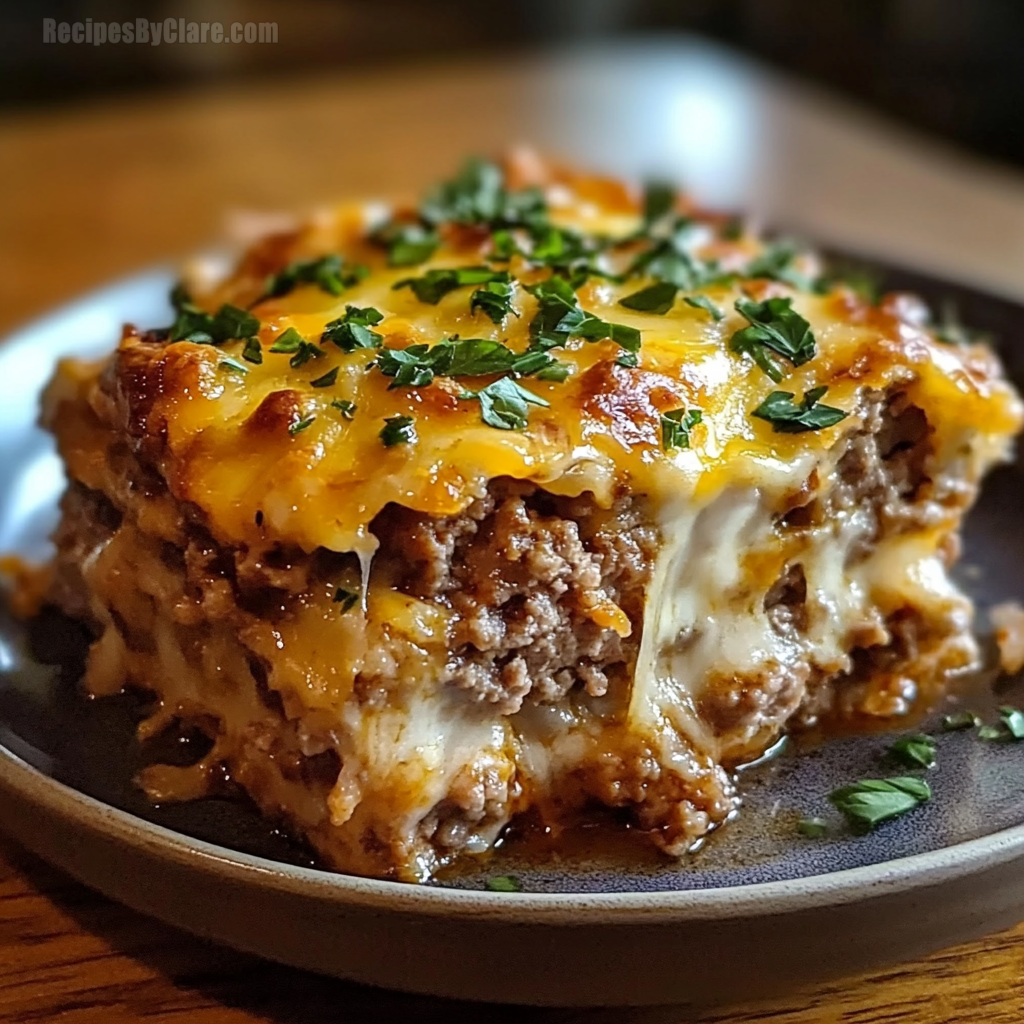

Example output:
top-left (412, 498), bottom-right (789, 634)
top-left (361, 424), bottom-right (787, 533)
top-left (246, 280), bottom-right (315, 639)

top-left (4, 739), bottom-right (1024, 924)
top-left (4, 264), bottom-right (1024, 927)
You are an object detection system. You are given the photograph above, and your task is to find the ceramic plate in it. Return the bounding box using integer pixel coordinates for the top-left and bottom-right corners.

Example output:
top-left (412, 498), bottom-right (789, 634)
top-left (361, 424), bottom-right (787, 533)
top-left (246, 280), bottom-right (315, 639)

top-left (2, 261), bottom-right (1024, 1007)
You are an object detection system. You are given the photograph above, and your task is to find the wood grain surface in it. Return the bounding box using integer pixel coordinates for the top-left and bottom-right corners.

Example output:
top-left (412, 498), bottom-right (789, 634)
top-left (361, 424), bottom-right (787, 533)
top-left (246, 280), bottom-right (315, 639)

top-left (2, 43), bottom-right (1024, 1023)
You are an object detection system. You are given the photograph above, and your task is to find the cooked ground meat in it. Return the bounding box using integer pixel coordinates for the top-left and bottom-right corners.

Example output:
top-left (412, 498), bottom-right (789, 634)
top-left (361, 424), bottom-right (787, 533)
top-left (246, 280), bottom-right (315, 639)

top-left (373, 481), bottom-right (659, 714)
top-left (51, 474), bottom-right (659, 718)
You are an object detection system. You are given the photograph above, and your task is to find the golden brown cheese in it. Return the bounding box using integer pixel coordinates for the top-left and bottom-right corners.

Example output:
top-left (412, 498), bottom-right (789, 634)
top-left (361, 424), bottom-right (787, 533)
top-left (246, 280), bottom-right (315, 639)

top-left (94, 209), bottom-right (1020, 561)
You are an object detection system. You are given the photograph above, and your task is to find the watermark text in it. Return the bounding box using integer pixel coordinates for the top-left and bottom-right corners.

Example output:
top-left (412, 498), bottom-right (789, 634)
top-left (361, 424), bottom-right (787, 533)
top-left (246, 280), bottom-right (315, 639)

top-left (43, 18), bottom-right (278, 45)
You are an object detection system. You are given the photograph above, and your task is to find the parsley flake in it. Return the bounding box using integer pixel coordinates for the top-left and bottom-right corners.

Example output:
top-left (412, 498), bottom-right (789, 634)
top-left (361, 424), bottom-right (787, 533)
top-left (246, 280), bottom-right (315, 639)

top-left (485, 875), bottom-right (521, 893)
top-left (322, 306), bottom-right (384, 353)
top-left (210, 305), bottom-right (260, 343)
top-left (286, 339), bottom-right (326, 370)
top-left (269, 327), bottom-right (304, 353)
top-left (464, 377), bottom-right (549, 431)
top-left (746, 242), bottom-right (815, 291)
top-left (218, 356), bottom-right (249, 376)
top-left (731, 297), bottom-right (817, 382)
top-left (979, 706), bottom-right (1024, 742)
top-left (330, 398), bottom-right (356, 419)
top-left (941, 711), bottom-right (980, 732)
top-left (375, 222), bottom-right (439, 267)
top-left (310, 367), bottom-right (339, 388)
top-left (1002, 706), bottom-right (1024, 740)
top-left (683, 294), bottom-right (724, 321)
top-left (575, 314), bottom-right (642, 353)
top-left (262, 254), bottom-right (367, 301)
top-left (619, 281), bottom-right (678, 315)
top-left (242, 336), bottom-right (263, 364)
top-left (373, 336), bottom-right (564, 392)
top-left (380, 415), bottom-right (417, 447)
top-left (797, 817), bottom-right (829, 839)
top-left (626, 231), bottom-right (723, 291)
top-left (661, 408), bottom-right (703, 451)
top-left (829, 777), bottom-right (931, 834)
top-left (641, 181), bottom-right (677, 231)
top-left (888, 734), bottom-right (937, 770)
top-left (527, 277), bottom-right (640, 355)
top-left (394, 266), bottom-right (507, 305)
top-left (752, 387), bottom-right (847, 434)
top-left (168, 291), bottom-right (261, 347)
top-left (470, 278), bottom-right (518, 323)
top-left (289, 414), bottom-right (316, 435)
top-left (333, 588), bottom-right (359, 612)
top-left (419, 158), bottom-right (547, 231)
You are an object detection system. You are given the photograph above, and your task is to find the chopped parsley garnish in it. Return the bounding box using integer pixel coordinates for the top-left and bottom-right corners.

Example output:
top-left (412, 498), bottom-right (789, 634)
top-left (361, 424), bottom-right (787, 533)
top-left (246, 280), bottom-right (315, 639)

top-left (210, 305), bottom-right (260, 343)
top-left (979, 706), bottom-right (1024, 742)
top-left (380, 414), bottom-right (417, 447)
top-left (463, 376), bottom-right (549, 431)
top-left (269, 327), bottom-right (304, 353)
top-left (374, 345), bottom-right (443, 388)
top-left (262, 254), bottom-right (367, 301)
top-left (372, 337), bottom-right (566, 392)
top-left (527, 276), bottom-right (640, 355)
top-left (661, 407), bottom-right (703, 451)
top-left (625, 226), bottom-right (724, 292)
top-left (242, 336), bottom-right (263, 364)
top-left (641, 181), bottom-right (677, 231)
top-left (941, 710), bottom-right (980, 732)
top-left (528, 225), bottom-right (592, 268)
top-left (333, 588), bottom-right (359, 612)
top-left (330, 398), bottom-right (356, 419)
top-left (888, 734), bottom-right (937, 770)
top-left (797, 817), bottom-right (828, 839)
top-left (288, 414), bottom-right (316, 435)
top-left (574, 314), bottom-right (642, 352)
top-left (508, 348), bottom-right (570, 381)
top-left (828, 776), bottom-right (931, 834)
top-left (270, 328), bottom-right (326, 370)
top-left (752, 387), bottom-right (847, 434)
top-left (310, 367), bottom-right (339, 388)
top-left (490, 228), bottom-right (520, 261)
top-left (321, 305), bottom-right (384, 352)
top-left (374, 222), bottom-right (439, 267)
top-left (491, 223), bottom-right (611, 281)
top-left (745, 241), bottom-right (815, 291)
top-left (1002, 707), bottom-right (1024, 740)
top-left (217, 356), bottom-right (249, 375)
top-left (168, 290), bottom-right (261, 347)
top-left (484, 875), bottom-right (522, 893)
top-left (619, 281), bottom-right (678, 315)
top-left (470, 277), bottom-right (517, 323)
top-left (394, 266), bottom-right (507, 305)
top-left (615, 351), bottom-right (639, 369)
top-left (683, 294), bottom-right (724, 321)
top-left (419, 157), bottom-right (547, 231)
top-left (527, 275), bottom-right (585, 348)
top-left (730, 297), bottom-right (817, 382)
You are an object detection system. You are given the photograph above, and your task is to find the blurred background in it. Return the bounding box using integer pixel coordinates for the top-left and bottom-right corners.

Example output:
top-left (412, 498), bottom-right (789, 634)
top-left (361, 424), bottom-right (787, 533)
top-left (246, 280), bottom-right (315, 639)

top-left (3, 0), bottom-right (1023, 169)
top-left (2, 0), bottom-right (1024, 335)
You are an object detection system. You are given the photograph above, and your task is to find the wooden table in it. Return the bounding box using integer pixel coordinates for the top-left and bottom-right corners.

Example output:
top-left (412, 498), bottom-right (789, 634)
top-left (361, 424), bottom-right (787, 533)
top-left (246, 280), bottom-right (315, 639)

top-left (2, 39), bottom-right (1024, 1023)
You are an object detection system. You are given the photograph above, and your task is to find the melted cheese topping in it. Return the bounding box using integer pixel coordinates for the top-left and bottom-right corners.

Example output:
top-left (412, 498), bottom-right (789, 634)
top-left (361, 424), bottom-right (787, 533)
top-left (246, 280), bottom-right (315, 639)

top-left (120, 186), bottom-right (1021, 559)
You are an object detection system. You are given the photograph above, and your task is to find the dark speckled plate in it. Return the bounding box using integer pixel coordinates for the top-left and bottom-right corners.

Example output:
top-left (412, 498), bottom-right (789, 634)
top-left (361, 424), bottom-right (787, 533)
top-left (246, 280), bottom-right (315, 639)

top-left (2, 261), bottom-right (1024, 1006)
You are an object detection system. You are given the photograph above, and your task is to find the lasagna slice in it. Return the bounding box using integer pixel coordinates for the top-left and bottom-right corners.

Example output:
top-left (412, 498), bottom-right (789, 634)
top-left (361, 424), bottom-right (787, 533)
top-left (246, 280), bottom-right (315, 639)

top-left (34, 155), bottom-right (1022, 881)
